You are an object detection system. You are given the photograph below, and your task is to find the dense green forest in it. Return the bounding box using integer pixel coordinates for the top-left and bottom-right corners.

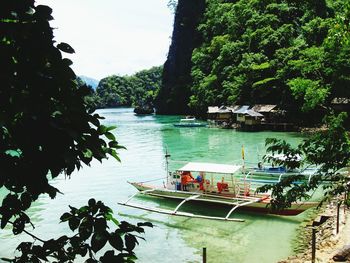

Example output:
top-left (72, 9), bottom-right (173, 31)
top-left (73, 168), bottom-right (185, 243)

top-left (157, 0), bottom-right (350, 121)
top-left (87, 66), bottom-right (162, 110)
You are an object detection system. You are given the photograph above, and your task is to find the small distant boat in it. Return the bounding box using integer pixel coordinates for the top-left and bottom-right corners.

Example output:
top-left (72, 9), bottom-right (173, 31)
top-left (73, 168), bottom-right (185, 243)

top-left (244, 165), bottom-right (316, 177)
top-left (243, 153), bottom-right (319, 182)
top-left (173, 116), bottom-right (207, 127)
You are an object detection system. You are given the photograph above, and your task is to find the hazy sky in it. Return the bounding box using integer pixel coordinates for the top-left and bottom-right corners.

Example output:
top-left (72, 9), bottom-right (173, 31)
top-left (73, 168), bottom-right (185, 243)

top-left (37, 0), bottom-right (174, 80)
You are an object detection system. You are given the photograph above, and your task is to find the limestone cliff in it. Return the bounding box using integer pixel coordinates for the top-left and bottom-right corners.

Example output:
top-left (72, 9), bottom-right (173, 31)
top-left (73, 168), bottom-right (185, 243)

top-left (155, 0), bottom-right (206, 114)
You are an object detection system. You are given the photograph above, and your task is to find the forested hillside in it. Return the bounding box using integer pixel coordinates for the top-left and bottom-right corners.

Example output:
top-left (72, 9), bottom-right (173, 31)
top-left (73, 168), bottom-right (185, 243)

top-left (157, 0), bottom-right (350, 121)
top-left (88, 66), bottom-right (162, 109)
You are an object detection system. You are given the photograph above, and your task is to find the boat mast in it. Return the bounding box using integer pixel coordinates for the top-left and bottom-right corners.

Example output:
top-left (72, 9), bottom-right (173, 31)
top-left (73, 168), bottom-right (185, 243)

top-left (165, 147), bottom-right (171, 186)
top-left (241, 144), bottom-right (245, 172)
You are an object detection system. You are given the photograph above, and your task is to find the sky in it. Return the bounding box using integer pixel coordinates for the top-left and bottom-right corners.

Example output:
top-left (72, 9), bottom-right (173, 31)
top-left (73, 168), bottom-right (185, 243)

top-left (37, 0), bottom-right (174, 80)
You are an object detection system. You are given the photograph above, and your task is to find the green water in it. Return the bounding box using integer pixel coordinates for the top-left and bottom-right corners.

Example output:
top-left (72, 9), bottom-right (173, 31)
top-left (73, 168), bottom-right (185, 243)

top-left (0, 108), bottom-right (315, 262)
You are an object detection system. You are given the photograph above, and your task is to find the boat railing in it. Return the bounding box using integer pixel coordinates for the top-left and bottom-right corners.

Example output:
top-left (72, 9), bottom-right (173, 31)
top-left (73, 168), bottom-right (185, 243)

top-left (241, 170), bottom-right (317, 185)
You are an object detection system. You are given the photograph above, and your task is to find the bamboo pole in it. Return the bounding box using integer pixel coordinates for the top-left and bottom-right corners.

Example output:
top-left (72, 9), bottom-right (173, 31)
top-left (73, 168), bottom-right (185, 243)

top-left (337, 202), bottom-right (341, 234)
top-left (311, 228), bottom-right (316, 263)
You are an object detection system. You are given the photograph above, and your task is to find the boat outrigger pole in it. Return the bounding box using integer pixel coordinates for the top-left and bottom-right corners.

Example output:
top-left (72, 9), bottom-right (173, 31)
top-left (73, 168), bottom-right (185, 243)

top-left (118, 188), bottom-right (246, 222)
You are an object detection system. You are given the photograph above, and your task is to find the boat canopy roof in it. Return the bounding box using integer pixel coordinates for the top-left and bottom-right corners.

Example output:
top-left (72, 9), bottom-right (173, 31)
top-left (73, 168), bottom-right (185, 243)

top-left (177, 162), bottom-right (242, 174)
top-left (180, 118), bottom-right (196, 121)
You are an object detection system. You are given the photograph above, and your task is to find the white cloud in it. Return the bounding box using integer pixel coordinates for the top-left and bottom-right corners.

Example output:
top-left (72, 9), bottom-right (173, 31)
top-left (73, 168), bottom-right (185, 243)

top-left (36, 0), bottom-right (173, 80)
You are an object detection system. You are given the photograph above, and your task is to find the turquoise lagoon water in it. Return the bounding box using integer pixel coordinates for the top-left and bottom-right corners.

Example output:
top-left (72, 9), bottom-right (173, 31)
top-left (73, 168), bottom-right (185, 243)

top-left (0, 108), bottom-right (316, 263)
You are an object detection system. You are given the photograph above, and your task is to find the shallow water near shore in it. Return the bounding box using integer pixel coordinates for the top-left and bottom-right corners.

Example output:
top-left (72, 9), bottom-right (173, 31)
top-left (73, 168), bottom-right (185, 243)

top-left (0, 108), bottom-right (317, 262)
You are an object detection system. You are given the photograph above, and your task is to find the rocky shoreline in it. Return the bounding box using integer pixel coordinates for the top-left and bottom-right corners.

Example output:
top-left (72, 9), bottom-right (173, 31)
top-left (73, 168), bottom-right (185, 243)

top-left (299, 126), bottom-right (328, 134)
top-left (279, 200), bottom-right (350, 263)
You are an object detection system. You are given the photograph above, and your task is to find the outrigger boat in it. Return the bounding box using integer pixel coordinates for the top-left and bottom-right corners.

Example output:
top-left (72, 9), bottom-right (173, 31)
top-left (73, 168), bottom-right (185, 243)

top-left (243, 153), bottom-right (319, 180)
top-left (243, 165), bottom-right (318, 181)
top-left (119, 159), bottom-right (318, 222)
top-left (173, 116), bottom-right (207, 127)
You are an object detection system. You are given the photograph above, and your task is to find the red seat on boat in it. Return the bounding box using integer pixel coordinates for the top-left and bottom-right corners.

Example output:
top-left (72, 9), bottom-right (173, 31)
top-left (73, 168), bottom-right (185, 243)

top-left (217, 182), bottom-right (228, 193)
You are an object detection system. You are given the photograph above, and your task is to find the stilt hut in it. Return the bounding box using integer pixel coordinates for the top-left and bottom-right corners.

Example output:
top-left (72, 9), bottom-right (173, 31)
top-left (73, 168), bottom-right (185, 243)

top-left (207, 105), bottom-right (240, 126)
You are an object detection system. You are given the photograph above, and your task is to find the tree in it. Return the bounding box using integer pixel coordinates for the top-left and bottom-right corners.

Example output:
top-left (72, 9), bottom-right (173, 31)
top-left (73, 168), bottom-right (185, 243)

top-left (0, 1), bottom-right (151, 262)
top-left (95, 76), bottom-right (133, 108)
top-left (130, 66), bottom-right (163, 110)
top-left (258, 112), bottom-right (350, 210)
top-left (254, 0), bottom-right (350, 209)
top-left (88, 66), bottom-right (162, 110)
top-left (189, 0), bottom-right (337, 116)
top-left (157, 0), bottom-right (350, 120)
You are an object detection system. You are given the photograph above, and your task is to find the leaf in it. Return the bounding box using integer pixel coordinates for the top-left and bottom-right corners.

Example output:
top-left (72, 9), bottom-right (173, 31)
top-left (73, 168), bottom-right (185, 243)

top-left (1, 212), bottom-right (11, 229)
top-left (108, 141), bottom-right (125, 149)
top-left (79, 218), bottom-right (93, 240)
top-left (83, 149), bottom-right (93, 159)
top-left (134, 227), bottom-right (144, 234)
top-left (106, 126), bottom-right (117, 132)
top-left (56, 235), bottom-right (69, 245)
top-left (251, 62), bottom-right (271, 70)
top-left (79, 245), bottom-right (88, 257)
top-left (3, 194), bottom-right (21, 212)
top-left (43, 239), bottom-right (57, 251)
top-left (105, 213), bottom-right (119, 226)
top-left (94, 217), bottom-right (107, 232)
top-left (88, 198), bottom-right (96, 207)
top-left (91, 231), bottom-right (108, 253)
top-left (32, 245), bottom-right (48, 261)
top-left (35, 5), bottom-right (53, 20)
top-left (62, 58), bottom-right (73, 66)
top-left (0, 258), bottom-right (12, 262)
top-left (105, 132), bottom-right (116, 141)
top-left (69, 205), bottom-right (78, 214)
top-left (137, 222), bottom-right (153, 228)
top-left (57, 42), bottom-right (75, 54)
top-left (46, 185), bottom-right (60, 199)
top-left (78, 206), bottom-right (89, 217)
top-left (16, 242), bottom-right (32, 253)
top-left (98, 125), bottom-right (108, 134)
top-left (68, 216), bottom-right (80, 231)
top-left (13, 217), bottom-right (25, 235)
top-left (125, 234), bottom-right (137, 252)
top-left (60, 212), bottom-right (72, 222)
top-left (110, 149), bottom-right (121, 162)
top-left (252, 77), bottom-right (276, 88)
top-left (100, 250), bottom-right (118, 262)
top-left (20, 192), bottom-right (32, 210)
top-left (109, 232), bottom-right (124, 251)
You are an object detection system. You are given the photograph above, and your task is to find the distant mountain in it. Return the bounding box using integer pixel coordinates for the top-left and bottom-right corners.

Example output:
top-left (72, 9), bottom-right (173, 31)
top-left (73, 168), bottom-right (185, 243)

top-left (79, 75), bottom-right (99, 90)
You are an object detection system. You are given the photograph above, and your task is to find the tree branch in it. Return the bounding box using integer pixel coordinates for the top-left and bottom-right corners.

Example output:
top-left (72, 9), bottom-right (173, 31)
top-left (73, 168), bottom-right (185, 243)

top-left (4, 219), bottom-right (46, 243)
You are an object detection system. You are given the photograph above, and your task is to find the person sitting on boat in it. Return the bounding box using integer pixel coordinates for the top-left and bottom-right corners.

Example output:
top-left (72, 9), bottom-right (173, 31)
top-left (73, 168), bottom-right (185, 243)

top-left (258, 162), bottom-right (263, 169)
top-left (196, 173), bottom-right (203, 183)
top-left (181, 171), bottom-right (194, 191)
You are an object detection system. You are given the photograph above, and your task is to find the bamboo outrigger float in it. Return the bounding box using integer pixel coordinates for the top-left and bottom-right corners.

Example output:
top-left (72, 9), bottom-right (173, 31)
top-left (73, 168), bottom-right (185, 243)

top-left (118, 156), bottom-right (318, 222)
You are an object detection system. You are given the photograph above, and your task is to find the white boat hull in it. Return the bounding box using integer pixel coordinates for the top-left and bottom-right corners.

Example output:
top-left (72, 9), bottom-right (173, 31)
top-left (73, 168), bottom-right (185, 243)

top-left (129, 182), bottom-right (317, 216)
